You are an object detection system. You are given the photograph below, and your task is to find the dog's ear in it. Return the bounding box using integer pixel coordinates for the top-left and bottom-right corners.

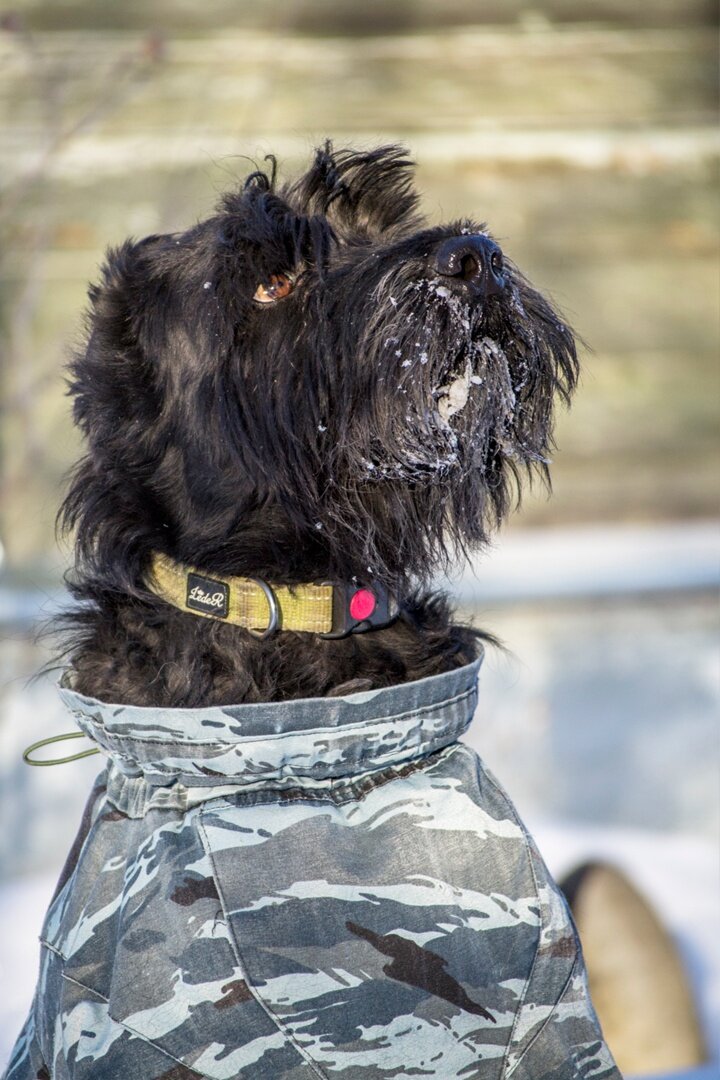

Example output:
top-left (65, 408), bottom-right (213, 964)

top-left (60, 237), bottom-right (176, 589)
top-left (70, 238), bottom-right (163, 442)
top-left (218, 184), bottom-right (333, 284)
top-left (286, 142), bottom-right (422, 238)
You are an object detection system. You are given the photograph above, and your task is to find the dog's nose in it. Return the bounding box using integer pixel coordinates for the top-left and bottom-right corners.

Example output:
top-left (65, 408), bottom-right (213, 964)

top-left (433, 234), bottom-right (506, 296)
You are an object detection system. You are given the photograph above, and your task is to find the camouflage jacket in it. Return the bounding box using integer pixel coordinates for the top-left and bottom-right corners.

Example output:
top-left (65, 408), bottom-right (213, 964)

top-left (5, 657), bottom-right (620, 1080)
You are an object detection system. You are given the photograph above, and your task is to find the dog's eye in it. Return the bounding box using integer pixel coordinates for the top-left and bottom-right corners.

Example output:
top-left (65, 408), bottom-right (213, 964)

top-left (253, 274), bottom-right (294, 304)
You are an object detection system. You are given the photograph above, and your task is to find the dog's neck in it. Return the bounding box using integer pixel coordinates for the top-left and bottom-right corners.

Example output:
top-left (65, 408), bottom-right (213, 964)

top-left (65, 564), bottom-right (482, 708)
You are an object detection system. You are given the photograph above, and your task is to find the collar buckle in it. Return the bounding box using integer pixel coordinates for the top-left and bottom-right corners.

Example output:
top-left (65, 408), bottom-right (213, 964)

top-left (320, 582), bottom-right (400, 639)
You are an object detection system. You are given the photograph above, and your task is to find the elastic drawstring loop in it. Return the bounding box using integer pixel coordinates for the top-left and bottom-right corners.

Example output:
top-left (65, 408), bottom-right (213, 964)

top-left (22, 731), bottom-right (101, 767)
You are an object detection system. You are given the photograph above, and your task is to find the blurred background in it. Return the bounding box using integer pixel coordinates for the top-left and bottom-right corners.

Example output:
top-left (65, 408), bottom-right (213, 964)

top-left (0, 1), bottom-right (718, 1075)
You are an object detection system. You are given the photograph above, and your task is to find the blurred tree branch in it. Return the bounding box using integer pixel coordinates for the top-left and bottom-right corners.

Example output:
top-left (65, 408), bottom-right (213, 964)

top-left (0, 14), bottom-right (165, 222)
top-left (0, 13), bottom-right (164, 558)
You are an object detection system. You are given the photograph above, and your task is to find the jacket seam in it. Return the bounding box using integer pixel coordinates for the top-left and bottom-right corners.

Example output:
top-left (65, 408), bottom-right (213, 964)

top-left (101, 743), bottom-right (462, 818)
top-left (503, 953), bottom-right (581, 1078)
top-left (40, 939), bottom-right (66, 961)
top-left (475, 760), bottom-right (544, 1080)
top-left (204, 742), bottom-right (463, 811)
top-left (196, 812), bottom-right (327, 1080)
top-left (69, 685), bottom-right (476, 747)
top-left (116, 739), bottom-right (460, 783)
top-left (58, 971), bottom-right (211, 1079)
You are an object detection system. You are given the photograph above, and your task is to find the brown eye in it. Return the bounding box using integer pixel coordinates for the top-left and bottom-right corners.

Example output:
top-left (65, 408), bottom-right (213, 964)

top-left (253, 274), bottom-right (294, 304)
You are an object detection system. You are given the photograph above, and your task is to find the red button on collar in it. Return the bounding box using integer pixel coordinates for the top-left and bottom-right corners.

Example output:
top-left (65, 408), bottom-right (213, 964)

top-left (349, 588), bottom-right (377, 621)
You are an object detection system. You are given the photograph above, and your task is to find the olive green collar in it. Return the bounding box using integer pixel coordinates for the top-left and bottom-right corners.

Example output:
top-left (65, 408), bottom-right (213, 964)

top-left (146, 552), bottom-right (399, 639)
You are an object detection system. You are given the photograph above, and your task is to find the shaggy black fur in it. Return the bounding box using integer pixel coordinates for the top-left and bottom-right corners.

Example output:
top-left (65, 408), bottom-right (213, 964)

top-left (58, 144), bottom-right (578, 705)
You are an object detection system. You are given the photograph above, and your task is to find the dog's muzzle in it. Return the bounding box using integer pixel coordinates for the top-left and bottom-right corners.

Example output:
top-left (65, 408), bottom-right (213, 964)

top-left (433, 234), bottom-right (506, 297)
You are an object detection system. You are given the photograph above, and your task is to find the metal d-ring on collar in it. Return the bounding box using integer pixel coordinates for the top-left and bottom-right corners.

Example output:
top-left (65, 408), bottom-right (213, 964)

top-left (247, 576), bottom-right (280, 639)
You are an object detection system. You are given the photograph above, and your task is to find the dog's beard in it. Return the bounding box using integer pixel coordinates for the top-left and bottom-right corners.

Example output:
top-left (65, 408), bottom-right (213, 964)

top-left (352, 272), bottom-right (545, 485)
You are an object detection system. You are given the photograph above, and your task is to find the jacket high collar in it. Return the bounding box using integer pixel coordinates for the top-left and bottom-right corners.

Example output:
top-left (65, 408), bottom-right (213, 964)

top-left (58, 657), bottom-right (483, 817)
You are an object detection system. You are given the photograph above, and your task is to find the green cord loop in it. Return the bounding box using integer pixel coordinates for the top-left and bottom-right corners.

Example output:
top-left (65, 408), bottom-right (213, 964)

top-left (22, 731), bottom-right (101, 767)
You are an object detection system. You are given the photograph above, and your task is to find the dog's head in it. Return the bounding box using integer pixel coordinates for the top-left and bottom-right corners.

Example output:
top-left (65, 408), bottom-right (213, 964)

top-left (64, 144), bottom-right (578, 592)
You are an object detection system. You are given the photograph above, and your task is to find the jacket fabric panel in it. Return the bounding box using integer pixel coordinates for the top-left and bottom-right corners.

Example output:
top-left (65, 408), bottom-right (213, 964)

top-left (3, 658), bottom-right (621, 1080)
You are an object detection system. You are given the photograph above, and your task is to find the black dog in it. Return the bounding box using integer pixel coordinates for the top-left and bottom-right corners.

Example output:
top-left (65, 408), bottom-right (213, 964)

top-left (7, 145), bottom-right (625, 1080)
top-left (59, 143), bottom-right (576, 705)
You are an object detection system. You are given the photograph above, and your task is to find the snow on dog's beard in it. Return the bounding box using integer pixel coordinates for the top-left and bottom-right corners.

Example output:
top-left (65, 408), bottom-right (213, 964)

top-left (351, 271), bottom-right (558, 485)
top-left (327, 254), bottom-right (579, 572)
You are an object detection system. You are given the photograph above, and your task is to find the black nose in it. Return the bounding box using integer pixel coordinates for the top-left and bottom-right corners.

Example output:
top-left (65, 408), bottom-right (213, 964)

top-left (433, 234), bottom-right (506, 296)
